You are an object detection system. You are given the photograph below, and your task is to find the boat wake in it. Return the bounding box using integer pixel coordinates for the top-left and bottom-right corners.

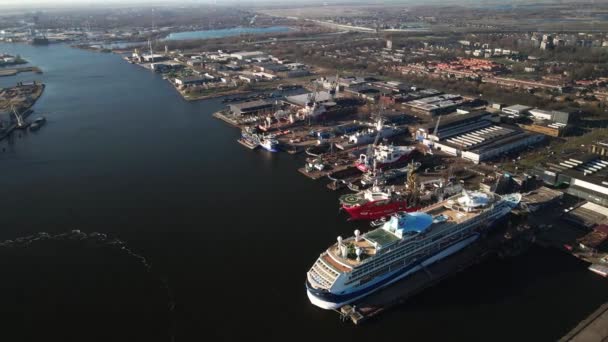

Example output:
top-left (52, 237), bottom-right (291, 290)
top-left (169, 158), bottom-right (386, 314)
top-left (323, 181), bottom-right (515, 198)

top-left (0, 230), bottom-right (176, 340)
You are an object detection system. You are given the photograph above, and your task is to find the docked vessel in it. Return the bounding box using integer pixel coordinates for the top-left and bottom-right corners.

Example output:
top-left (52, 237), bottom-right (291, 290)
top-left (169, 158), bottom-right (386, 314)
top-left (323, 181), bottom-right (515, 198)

top-left (340, 186), bottom-right (420, 220)
top-left (260, 136), bottom-right (280, 152)
top-left (29, 116), bottom-right (46, 132)
top-left (238, 127), bottom-right (260, 149)
top-left (355, 144), bottom-right (416, 173)
top-left (306, 190), bottom-right (521, 310)
top-left (344, 126), bottom-right (403, 146)
top-left (589, 264), bottom-right (608, 277)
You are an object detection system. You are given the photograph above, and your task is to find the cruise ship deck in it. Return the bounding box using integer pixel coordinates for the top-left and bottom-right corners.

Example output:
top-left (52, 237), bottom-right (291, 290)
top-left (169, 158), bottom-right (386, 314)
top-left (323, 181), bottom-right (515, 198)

top-left (326, 195), bottom-right (492, 269)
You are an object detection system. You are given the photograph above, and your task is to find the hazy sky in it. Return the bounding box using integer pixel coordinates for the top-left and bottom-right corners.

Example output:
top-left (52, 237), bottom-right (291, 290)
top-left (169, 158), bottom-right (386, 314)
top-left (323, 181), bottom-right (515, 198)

top-left (0, 0), bottom-right (595, 10)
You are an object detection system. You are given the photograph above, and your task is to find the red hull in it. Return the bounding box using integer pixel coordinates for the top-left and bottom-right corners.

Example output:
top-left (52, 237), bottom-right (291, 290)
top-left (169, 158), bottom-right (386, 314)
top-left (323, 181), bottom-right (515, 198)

top-left (342, 201), bottom-right (421, 220)
top-left (355, 154), bottom-right (413, 173)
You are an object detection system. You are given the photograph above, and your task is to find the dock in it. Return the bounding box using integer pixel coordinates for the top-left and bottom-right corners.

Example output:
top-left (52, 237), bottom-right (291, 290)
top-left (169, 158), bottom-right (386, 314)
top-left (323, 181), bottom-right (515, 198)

top-left (237, 138), bottom-right (259, 150)
top-left (297, 164), bottom-right (353, 180)
top-left (212, 111), bottom-right (240, 127)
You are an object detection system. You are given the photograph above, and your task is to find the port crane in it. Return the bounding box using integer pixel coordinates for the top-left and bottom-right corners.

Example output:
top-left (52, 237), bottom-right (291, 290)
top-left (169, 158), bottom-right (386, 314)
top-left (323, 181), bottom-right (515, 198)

top-left (11, 105), bottom-right (25, 128)
top-left (362, 117), bottom-right (384, 176)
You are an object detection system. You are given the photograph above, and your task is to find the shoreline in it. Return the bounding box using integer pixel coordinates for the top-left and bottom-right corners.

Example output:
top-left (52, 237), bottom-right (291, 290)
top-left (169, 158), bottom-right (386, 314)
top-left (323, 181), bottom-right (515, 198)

top-left (0, 66), bottom-right (43, 77)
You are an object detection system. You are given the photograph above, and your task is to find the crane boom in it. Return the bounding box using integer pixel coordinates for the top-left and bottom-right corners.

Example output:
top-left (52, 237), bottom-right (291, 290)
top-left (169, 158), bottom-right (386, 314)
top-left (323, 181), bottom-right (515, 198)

top-left (433, 115), bottom-right (441, 137)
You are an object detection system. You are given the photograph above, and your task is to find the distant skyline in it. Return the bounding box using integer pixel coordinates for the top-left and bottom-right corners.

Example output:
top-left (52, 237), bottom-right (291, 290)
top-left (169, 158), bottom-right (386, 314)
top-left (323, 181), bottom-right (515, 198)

top-left (1, 0), bottom-right (606, 11)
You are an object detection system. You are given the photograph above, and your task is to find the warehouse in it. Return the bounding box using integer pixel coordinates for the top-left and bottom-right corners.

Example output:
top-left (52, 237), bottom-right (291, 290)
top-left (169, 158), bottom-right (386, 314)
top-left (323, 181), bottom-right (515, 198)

top-left (228, 100), bottom-right (276, 116)
top-left (433, 124), bottom-right (544, 163)
top-left (502, 104), bottom-right (532, 117)
top-left (528, 108), bottom-right (571, 124)
top-left (405, 94), bottom-right (466, 116)
top-left (230, 51), bottom-right (266, 60)
top-left (416, 110), bottom-right (495, 142)
top-left (460, 131), bottom-right (544, 164)
top-left (534, 154), bottom-right (608, 206)
top-left (520, 121), bottom-right (568, 137)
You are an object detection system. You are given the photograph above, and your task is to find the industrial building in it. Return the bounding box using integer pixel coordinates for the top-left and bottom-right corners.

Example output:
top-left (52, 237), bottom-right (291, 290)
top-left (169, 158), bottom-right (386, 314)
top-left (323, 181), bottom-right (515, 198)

top-left (428, 118), bottom-right (544, 163)
top-left (502, 104), bottom-right (532, 117)
top-left (589, 140), bottom-right (608, 157)
top-left (284, 91), bottom-right (334, 107)
top-left (416, 110), bottom-right (495, 143)
top-left (174, 75), bottom-right (215, 86)
top-left (230, 51), bottom-right (266, 60)
top-left (405, 94), bottom-right (467, 116)
top-left (528, 108), bottom-right (571, 124)
top-left (534, 154), bottom-right (608, 206)
top-left (460, 131), bottom-right (544, 164)
top-left (518, 121), bottom-right (568, 137)
top-left (228, 100), bottom-right (276, 116)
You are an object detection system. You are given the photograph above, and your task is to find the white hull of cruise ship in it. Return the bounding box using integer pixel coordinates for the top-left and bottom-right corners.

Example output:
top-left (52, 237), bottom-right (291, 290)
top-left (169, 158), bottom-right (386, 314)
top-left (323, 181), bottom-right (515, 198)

top-left (307, 233), bottom-right (479, 310)
top-left (306, 191), bottom-right (521, 310)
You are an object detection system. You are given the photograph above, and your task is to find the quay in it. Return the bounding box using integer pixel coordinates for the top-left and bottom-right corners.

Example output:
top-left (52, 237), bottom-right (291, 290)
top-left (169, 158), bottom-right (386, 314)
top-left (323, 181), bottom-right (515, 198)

top-left (212, 111), bottom-right (240, 128)
top-left (237, 138), bottom-right (258, 150)
top-left (0, 66), bottom-right (42, 77)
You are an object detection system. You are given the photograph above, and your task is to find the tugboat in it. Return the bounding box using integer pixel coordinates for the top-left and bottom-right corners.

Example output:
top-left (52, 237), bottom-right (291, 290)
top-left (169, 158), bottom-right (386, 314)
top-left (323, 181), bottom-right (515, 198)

top-left (29, 116), bottom-right (46, 131)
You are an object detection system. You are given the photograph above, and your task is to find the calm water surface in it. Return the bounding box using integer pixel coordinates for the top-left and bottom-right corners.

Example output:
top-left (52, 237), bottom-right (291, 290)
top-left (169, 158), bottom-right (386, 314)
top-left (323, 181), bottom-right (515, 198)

top-left (164, 26), bottom-right (290, 41)
top-left (0, 43), bottom-right (606, 341)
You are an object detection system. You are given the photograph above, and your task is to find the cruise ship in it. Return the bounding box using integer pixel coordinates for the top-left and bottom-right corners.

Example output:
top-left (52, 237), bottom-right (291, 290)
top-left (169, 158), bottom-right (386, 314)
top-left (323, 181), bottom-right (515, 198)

top-left (306, 190), bottom-right (521, 310)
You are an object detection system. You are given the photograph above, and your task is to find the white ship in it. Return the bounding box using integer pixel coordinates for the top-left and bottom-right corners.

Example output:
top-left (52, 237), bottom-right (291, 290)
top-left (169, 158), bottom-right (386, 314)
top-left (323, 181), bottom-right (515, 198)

top-left (306, 190), bottom-right (521, 310)
top-left (260, 136), bottom-right (280, 152)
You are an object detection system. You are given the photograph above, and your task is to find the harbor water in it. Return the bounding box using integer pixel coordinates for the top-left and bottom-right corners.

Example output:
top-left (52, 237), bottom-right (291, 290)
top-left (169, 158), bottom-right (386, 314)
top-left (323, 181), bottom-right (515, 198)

top-left (163, 26), bottom-right (290, 40)
top-left (0, 43), bottom-right (607, 341)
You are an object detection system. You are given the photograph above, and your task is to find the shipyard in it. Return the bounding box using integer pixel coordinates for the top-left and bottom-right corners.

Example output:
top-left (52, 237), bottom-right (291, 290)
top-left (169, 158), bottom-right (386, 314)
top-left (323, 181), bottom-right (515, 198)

top-left (2, 1), bottom-right (608, 341)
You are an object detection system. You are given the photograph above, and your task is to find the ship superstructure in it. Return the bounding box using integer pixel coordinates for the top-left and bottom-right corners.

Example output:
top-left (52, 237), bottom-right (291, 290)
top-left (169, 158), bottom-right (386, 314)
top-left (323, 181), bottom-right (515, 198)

top-left (306, 190), bottom-right (521, 309)
top-left (356, 144), bottom-right (416, 172)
